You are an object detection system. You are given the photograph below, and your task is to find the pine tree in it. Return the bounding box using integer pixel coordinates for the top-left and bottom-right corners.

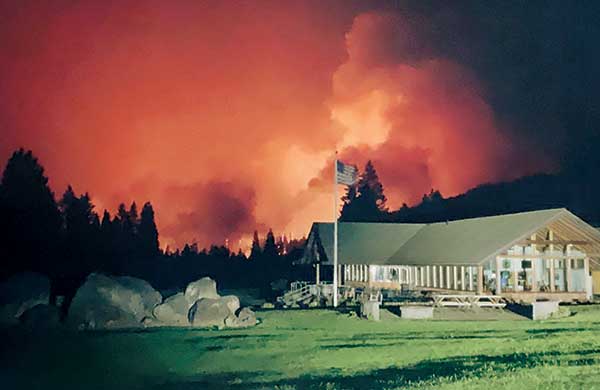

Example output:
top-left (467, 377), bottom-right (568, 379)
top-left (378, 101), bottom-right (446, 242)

top-left (59, 185), bottom-right (100, 278)
top-left (263, 229), bottom-right (278, 259)
top-left (0, 149), bottom-right (61, 276)
top-left (339, 160), bottom-right (388, 222)
top-left (249, 230), bottom-right (262, 261)
top-left (101, 210), bottom-right (112, 230)
top-left (116, 203), bottom-right (128, 227)
top-left (139, 202), bottom-right (160, 258)
top-left (339, 181), bottom-right (359, 222)
top-left (358, 160), bottom-right (387, 211)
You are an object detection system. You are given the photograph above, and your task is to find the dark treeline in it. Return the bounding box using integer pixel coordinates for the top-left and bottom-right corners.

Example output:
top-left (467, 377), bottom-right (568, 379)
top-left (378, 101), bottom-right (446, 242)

top-left (0, 149), bottom-right (306, 301)
top-left (340, 155), bottom-right (600, 226)
top-left (3, 147), bottom-right (598, 301)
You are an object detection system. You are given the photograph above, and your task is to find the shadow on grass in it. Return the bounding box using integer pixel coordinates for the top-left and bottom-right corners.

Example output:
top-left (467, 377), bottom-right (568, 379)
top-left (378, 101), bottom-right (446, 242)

top-left (525, 327), bottom-right (594, 335)
top-left (153, 348), bottom-right (600, 390)
top-left (319, 329), bottom-right (515, 345)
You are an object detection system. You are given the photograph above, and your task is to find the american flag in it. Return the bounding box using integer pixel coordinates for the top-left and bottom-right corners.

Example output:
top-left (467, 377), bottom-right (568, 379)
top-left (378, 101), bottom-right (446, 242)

top-left (336, 160), bottom-right (357, 185)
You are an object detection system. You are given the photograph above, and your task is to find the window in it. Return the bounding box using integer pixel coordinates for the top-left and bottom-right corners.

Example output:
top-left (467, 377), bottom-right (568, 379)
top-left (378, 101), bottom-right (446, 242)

top-left (374, 266), bottom-right (386, 281)
top-left (573, 259), bottom-right (585, 269)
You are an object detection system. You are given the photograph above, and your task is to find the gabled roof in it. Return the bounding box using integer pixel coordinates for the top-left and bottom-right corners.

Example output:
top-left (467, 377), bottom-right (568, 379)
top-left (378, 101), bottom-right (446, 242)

top-left (304, 208), bottom-right (600, 267)
top-left (306, 222), bottom-right (424, 265)
top-left (388, 208), bottom-right (564, 265)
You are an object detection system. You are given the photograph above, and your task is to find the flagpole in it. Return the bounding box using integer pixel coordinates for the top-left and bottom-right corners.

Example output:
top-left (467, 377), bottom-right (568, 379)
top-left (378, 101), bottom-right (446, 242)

top-left (333, 151), bottom-right (338, 308)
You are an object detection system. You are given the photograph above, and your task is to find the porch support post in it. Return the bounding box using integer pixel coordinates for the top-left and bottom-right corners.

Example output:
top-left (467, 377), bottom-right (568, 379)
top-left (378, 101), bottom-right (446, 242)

top-left (432, 265), bottom-right (437, 288)
top-left (549, 259), bottom-right (555, 292)
top-left (530, 234), bottom-right (538, 292)
top-left (565, 244), bottom-right (572, 292)
top-left (585, 257), bottom-right (592, 299)
top-left (460, 266), bottom-right (466, 291)
top-left (549, 230), bottom-right (555, 292)
top-left (446, 266), bottom-right (451, 290)
top-left (453, 266), bottom-right (458, 290)
top-left (439, 266), bottom-right (444, 289)
top-left (426, 266), bottom-right (431, 287)
top-left (477, 265), bottom-right (483, 295)
top-left (512, 262), bottom-right (518, 292)
top-left (495, 256), bottom-right (502, 294)
top-left (468, 266), bottom-right (474, 291)
top-left (420, 267), bottom-right (425, 287)
top-left (316, 263), bottom-right (320, 285)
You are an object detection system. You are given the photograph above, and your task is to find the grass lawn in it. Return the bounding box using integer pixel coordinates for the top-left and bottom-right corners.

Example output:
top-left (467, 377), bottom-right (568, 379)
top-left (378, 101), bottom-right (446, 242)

top-left (3, 305), bottom-right (600, 389)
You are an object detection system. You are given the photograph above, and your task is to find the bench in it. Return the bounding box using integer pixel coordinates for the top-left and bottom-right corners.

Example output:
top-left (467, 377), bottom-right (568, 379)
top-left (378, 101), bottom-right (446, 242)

top-left (433, 294), bottom-right (506, 308)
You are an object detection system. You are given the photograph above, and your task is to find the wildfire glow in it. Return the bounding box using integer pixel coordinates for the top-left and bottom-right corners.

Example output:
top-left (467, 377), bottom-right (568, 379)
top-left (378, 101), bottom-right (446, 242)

top-left (0, 3), bottom-right (551, 249)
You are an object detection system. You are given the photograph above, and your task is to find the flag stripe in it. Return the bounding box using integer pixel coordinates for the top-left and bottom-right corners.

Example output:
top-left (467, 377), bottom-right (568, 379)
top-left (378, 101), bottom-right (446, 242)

top-left (336, 160), bottom-right (357, 185)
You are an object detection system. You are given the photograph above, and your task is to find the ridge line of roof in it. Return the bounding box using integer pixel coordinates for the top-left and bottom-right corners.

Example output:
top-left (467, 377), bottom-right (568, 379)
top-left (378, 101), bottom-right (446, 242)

top-left (312, 208), bottom-right (567, 228)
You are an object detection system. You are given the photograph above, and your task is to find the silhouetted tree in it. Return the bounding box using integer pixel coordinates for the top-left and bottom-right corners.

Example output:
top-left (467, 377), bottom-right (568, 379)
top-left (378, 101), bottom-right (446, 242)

top-left (139, 202), bottom-right (160, 258)
top-left (340, 160), bottom-right (388, 222)
top-left (339, 180), bottom-right (359, 221)
top-left (249, 230), bottom-right (261, 260)
top-left (59, 186), bottom-right (100, 278)
top-left (0, 149), bottom-right (61, 278)
top-left (263, 229), bottom-right (278, 259)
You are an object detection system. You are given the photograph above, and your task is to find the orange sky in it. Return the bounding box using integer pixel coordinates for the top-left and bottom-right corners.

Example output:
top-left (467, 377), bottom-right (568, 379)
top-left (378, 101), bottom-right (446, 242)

top-left (0, 1), bottom-right (552, 250)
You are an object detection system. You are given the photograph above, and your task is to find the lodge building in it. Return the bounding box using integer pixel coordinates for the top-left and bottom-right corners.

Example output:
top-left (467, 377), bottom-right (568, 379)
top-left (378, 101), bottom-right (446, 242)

top-left (301, 208), bottom-right (600, 303)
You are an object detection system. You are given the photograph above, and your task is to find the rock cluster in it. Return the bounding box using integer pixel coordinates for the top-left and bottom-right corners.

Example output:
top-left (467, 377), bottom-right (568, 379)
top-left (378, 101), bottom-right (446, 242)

top-left (151, 277), bottom-right (256, 329)
top-left (0, 272), bottom-right (51, 326)
top-left (0, 272), bottom-right (257, 330)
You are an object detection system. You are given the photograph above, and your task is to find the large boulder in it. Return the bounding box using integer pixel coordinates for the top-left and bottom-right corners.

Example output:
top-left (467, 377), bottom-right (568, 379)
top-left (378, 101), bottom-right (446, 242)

top-left (185, 277), bottom-right (219, 304)
top-left (152, 293), bottom-right (190, 326)
top-left (189, 297), bottom-right (234, 328)
top-left (0, 272), bottom-right (50, 326)
top-left (67, 273), bottom-right (162, 330)
top-left (225, 307), bottom-right (257, 328)
top-left (220, 295), bottom-right (240, 313)
top-left (20, 304), bottom-right (61, 331)
top-left (236, 307), bottom-right (257, 327)
top-left (115, 276), bottom-right (162, 315)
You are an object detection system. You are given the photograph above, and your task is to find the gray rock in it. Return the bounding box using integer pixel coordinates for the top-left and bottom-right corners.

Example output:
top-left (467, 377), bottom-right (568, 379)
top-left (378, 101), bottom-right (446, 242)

top-left (67, 273), bottom-right (162, 330)
top-left (20, 304), bottom-right (61, 330)
top-left (224, 314), bottom-right (239, 327)
top-left (115, 276), bottom-right (162, 316)
top-left (0, 272), bottom-right (50, 325)
top-left (189, 297), bottom-right (232, 328)
top-left (141, 316), bottom-right (161, 328)
top-left (184, 277), bottom-right (219, 304)
top-left (222, 308), bottom-right (257, 328)
top-left (235, 307), bottom-right (257, 327)
top-left (220, 295), bottom-right (240, 313)
top-left (153, 293), bottom-right (190, 326)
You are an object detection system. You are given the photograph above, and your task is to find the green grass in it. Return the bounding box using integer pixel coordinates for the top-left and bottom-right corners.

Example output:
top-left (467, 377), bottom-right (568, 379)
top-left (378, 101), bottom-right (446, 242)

top-left (4, 306), bottom-right (600, 389)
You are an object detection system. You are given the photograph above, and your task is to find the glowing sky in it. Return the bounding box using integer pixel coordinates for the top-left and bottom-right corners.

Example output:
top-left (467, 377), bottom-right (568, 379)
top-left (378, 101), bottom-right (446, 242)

top-left (1, 1), bottom-right (572, 249)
